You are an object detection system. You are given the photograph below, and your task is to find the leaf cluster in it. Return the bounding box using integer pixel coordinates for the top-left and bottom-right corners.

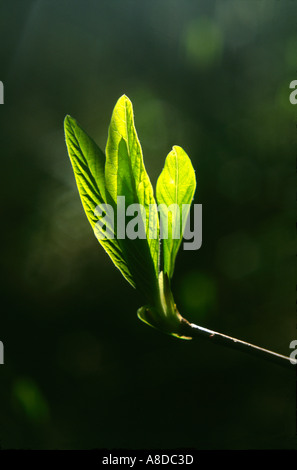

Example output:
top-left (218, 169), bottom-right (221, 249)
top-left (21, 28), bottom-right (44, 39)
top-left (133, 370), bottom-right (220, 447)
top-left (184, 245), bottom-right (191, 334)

top-left (64, 95), bottom-right (196, 337)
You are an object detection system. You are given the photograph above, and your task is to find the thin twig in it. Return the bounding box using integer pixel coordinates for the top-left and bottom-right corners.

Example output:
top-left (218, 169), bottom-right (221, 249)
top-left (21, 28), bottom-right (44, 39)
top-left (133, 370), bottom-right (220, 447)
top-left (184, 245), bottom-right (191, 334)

top-left (181, 321), bottom-right (296, 369)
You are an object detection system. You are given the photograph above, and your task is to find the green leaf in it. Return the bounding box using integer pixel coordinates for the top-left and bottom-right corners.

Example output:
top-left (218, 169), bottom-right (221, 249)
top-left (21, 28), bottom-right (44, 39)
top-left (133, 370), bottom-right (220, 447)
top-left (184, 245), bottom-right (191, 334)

top-left (156, 145), bottom-right (196, 279)
top-left (64, 115), bottom-right (106, 223)
top-left (105, 95), bottom-right (160, 301)
top-left (64, 115), bottom-right (135, 287)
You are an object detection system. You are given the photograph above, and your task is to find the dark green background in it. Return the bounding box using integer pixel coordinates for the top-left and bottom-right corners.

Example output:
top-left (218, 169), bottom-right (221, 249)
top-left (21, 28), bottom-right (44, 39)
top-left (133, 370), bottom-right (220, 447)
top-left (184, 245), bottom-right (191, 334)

top-left (0, 0), bottom-right (296, 449)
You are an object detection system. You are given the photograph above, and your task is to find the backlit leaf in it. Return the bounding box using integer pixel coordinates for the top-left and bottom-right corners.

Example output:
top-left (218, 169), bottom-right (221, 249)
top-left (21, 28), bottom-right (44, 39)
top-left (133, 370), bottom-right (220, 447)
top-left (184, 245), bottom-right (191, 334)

top-left (156, 145), bottom-right (196, 279)
top-left (64, 115), bottom-right (135, 287)
top-left (105, 95), bottom-right (160, 301)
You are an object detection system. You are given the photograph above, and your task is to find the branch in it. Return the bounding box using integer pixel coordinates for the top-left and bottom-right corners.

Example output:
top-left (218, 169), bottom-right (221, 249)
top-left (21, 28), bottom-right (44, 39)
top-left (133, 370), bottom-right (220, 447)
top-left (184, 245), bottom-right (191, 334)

top-left (181, 320), bottom-right (296, 369)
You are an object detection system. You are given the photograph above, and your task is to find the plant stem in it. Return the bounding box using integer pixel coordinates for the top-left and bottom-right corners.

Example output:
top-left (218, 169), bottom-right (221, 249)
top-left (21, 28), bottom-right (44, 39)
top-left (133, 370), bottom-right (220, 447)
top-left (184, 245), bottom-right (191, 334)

top-left (181, 320), bottom-right (296, 369)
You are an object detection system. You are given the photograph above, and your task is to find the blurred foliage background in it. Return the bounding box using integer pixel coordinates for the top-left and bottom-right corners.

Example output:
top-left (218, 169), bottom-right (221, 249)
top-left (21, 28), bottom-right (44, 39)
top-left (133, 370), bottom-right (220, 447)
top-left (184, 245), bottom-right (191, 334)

top-left (0, 0), bottom-right (296, 449)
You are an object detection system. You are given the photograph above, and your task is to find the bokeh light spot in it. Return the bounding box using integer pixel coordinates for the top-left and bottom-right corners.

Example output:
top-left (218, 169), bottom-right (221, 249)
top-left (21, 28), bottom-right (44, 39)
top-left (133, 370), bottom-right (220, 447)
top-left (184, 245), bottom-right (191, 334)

top-left (183, 17), bottom-right (223, 68)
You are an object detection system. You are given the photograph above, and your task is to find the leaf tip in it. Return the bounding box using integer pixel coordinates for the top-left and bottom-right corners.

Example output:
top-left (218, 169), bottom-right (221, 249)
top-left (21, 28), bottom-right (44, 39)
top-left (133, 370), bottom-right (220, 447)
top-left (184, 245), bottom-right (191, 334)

top-left (117, 94), bottom-right (132, 107)
top-left (64, 114), bottom-right (77, 133)
top-left (172, 145), bottom-right (188, 156)
top-left (64, 114), bottom-right (72, 124)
